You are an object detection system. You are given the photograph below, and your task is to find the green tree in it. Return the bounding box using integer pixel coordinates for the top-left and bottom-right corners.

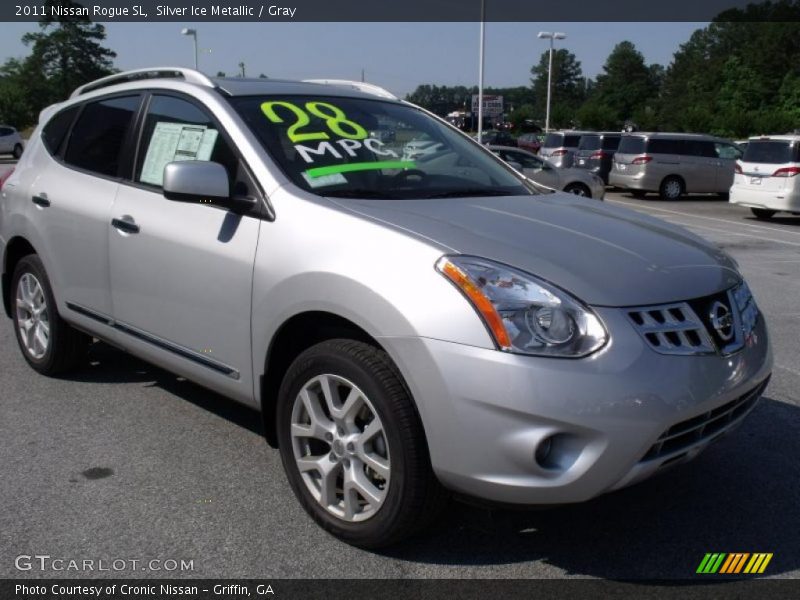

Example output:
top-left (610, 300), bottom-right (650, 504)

top-left (0, 0), bottom-right (116, 128)
top-left (591, 41), bottom-right (659, 125)
top-left (530, 49), bottom-right (585, 127)
top-left (22, 0), bottom-right (116, 104)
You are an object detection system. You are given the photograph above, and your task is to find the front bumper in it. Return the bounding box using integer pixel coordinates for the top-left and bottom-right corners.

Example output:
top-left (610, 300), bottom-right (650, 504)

top-left (383, 307), bottom-right (771, 505)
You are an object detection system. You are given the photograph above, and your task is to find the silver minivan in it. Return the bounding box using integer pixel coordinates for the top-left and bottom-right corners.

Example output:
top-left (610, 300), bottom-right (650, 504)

top-left (539, 131), bottom-right (588, 168)
top-left (0, 69), bottom-right (771, 548)
top-left (610, 133), bottom-right (742, 200)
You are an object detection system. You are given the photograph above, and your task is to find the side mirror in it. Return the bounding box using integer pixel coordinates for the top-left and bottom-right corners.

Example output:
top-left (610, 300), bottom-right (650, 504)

top-left (163, 161), bottom-right (256, 212)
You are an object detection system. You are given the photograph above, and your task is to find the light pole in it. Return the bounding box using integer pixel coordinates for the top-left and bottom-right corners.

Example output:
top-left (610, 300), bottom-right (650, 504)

top-left (477, 0), bottom-right (486, 143)
top-left (181, 28), bottom-right (198, 70)
top-left (537, 31), bottom-right (566, 134)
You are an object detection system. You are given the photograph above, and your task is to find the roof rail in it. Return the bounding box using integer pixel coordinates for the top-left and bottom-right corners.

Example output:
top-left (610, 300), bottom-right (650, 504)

top-left (302, 79), bottom-right (397, 100)
top-left (70, 67), bottom-right (215, 98)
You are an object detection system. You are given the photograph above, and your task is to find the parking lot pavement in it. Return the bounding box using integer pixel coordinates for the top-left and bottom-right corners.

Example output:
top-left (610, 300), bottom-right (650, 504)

top-left (1, 190), bottom-right (799, 580)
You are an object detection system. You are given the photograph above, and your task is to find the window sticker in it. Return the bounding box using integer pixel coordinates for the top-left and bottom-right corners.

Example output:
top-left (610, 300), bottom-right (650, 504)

top-left (140, 121), bottom-right (219, 185)
top-left (301, 171), bottom-right (348, 188)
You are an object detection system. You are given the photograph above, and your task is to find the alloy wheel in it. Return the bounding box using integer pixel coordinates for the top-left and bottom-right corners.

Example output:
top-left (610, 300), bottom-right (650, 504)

top-left (290, 374), bottom-right (390, 522)
top-left (15, 273), bottom-right (50, 359)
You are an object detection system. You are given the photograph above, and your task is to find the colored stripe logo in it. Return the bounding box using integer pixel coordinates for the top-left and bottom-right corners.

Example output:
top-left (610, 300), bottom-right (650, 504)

top-left (697, 552), bottom-right (773, 574)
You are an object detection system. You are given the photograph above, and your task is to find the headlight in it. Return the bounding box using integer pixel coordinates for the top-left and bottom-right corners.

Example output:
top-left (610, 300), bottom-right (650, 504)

top-left (436, 256), bottom-right (608, 357)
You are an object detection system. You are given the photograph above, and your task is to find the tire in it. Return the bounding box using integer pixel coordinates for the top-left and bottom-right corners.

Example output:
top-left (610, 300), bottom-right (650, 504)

top-left (276, 339), bottom-right (446, 548)
top-left (12, 143), bottom-right (23, 159)
top-left (11, 255), bottom-right (89, 375)
top-left (631, 190), bottom-right (647, 199)
top-left (564, 182), bottom-right (591, 198)
top-left (659, 176), bottom-right (684, 200)
top-left (751, 208), bottom-right (776, 220)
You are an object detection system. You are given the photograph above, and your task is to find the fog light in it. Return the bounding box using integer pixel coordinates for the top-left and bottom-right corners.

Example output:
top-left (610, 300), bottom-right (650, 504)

top-left (535, 436), bottom-right (554, 468)
top-left (534, 433), bottom-right (582, 471)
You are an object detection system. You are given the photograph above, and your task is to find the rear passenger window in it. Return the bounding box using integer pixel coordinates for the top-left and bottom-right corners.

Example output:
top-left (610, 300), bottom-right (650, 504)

top-left (685, 140), bottom-right (716, 157)
top-left (42, 105), bottom-right (79, 156)
top-left (135, 95), bottom-right (239, 189)
top-left (64, 96), bottom-right (140, 177)
top-left (648, 139), bottom-right (683, 154)
top-left (715, 143), bottom-right (741, 160)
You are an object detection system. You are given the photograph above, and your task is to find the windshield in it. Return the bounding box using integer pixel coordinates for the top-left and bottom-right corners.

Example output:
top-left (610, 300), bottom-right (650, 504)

top-left (743, 140), bottom-right (800, 164)
top-left (231, 95), bottom-right (534, 199)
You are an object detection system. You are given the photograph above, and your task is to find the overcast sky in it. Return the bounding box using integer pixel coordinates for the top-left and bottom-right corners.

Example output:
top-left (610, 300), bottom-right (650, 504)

top-left (0, 22), bottom-right (705, 96)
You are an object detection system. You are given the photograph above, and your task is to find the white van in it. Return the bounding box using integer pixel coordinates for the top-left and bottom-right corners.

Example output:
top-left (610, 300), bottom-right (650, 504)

top-left (730, 135), bottom-right (800, 219)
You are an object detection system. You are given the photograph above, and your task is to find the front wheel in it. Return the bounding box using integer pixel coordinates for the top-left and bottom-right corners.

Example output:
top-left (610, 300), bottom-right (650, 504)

top-left (276, 339), bottom-right (445, 548)
top-left (751, 208), bottom-right (776, 220)
top-left (11, 255), bottom-right (89, 375)
top-left (564, 182), bottom-right (591, 197)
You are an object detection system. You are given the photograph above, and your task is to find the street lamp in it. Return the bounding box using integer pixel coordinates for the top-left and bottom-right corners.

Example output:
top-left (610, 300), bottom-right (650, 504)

top-left (181, 28), bottom-right (198, 70)
top-left (537, 31), bottom-right (566, 134)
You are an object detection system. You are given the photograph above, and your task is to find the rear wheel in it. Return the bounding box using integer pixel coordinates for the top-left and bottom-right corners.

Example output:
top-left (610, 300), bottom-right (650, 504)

top-left (751, 208), bottom-right (776, 220)
top-left (564, 182), bottom-right (591, 198)
top-left (11, 255), bottom-right (89, 375)
top-left (276, 339), bottom-right (445, 548)
top-left (659, 176), bottom-right (684, 200)
top-left (12, 143), bottom-right (23, 159)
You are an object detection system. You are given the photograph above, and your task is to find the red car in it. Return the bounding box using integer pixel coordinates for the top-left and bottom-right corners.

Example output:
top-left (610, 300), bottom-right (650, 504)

top-left (517, 133), bottom-right (541, 154)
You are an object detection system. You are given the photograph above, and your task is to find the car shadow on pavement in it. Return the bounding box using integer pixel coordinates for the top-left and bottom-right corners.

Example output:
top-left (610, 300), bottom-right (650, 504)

top-left (68, 341), bottom-right (264, 436)
top-left (383, 396), bottom-right (800, 579)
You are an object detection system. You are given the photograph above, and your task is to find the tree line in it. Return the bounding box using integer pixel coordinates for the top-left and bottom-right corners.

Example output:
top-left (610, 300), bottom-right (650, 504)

top-left (406, 2), bottom-right (800, 138)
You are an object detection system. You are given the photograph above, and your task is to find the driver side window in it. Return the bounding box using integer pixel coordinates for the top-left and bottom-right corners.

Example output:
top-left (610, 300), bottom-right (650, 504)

top-left (136, 95), bottom-right (240, 191)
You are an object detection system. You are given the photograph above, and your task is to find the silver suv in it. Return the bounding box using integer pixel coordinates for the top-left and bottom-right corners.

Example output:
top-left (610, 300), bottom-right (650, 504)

top-left (0, 68), bottom-right (772, 548)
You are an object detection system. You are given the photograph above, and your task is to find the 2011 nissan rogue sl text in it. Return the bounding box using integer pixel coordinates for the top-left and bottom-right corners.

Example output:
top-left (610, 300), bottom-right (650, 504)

top-left (0, 68), bottom-right (772, 548)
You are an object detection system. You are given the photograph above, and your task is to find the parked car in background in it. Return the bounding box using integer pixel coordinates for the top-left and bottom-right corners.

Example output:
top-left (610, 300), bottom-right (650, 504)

top-left (734, 139), bottom-right (749, 154)
top-left (610, 133), bottom-right (742, 200)
top-left (573, 132), bottom-right (621, 184)
top-left (0, 126), bottom-right (24, 159)
top-left (730, 135), bottom-right (800, 220)
top-left (369, 123), bottom-right (396, 143)
top-left (539, 131), bottom-right (588, 168)
top-left (475, 129), bottom-right (516, 146)
top-left (517, 133), bottom-right (541, 154)
top-left (490, 145), bottom-right (605, 199)
top-left (402, 136), bottom-right (445, 161)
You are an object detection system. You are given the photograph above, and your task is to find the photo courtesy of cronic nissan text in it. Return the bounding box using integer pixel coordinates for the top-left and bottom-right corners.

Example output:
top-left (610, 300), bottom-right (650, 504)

top-left (0, 0), bottom-right (798, 598)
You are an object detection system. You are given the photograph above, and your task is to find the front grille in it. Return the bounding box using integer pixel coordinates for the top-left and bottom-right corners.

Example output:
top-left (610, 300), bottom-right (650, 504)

top-left (627, 302), bottom-right (715, 355)
top-left (640, 379), bottom-right (768, 463)
top-left (627, 282), bottom-right (758, 356)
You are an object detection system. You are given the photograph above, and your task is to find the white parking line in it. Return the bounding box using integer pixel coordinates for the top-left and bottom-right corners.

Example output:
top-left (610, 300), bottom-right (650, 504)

top-left (653, 219), bottom-right (800, 248)
top-left (607, 198), bottom-right (800, 237)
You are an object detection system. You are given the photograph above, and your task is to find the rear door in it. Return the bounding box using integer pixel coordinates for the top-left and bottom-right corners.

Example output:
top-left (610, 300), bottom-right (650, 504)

top-left (107, 92), bottom-right (262, 403)
top-left (31, 95), bottom-right (141, 321)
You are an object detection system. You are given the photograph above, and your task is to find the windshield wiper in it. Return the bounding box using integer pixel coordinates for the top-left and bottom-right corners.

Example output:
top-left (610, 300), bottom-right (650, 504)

top-left (323, 189), bottom-right (398, 199)
top-left (425, 188), bottom-right (515, 199)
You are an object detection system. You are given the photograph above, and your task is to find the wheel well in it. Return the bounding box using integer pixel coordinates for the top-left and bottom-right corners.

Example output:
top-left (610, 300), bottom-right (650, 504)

top-left (2, 237), bottom-right (36, 318)
top-left (260, 311), bottom-right (381, 447)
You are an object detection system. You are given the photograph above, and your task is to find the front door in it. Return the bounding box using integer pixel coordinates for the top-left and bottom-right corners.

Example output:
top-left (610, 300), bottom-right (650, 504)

top-left (108, 94), bottom-right (262, 403)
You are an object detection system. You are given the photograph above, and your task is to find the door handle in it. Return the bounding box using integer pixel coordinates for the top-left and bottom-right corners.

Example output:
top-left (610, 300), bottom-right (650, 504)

top-left (32, 194), bottom-right (50, 207)
top-left (111, 216), bottom-right (140, 234)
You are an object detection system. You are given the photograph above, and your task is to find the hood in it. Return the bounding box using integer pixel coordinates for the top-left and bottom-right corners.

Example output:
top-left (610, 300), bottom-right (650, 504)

top-left (329, 193), bottom-right (741, 307)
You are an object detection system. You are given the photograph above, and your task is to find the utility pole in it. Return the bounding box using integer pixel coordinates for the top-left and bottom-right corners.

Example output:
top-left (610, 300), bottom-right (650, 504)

top-left (239, 62), bottom-right (246, 77)
top-left (477, 0), bottom-right (485, 142)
